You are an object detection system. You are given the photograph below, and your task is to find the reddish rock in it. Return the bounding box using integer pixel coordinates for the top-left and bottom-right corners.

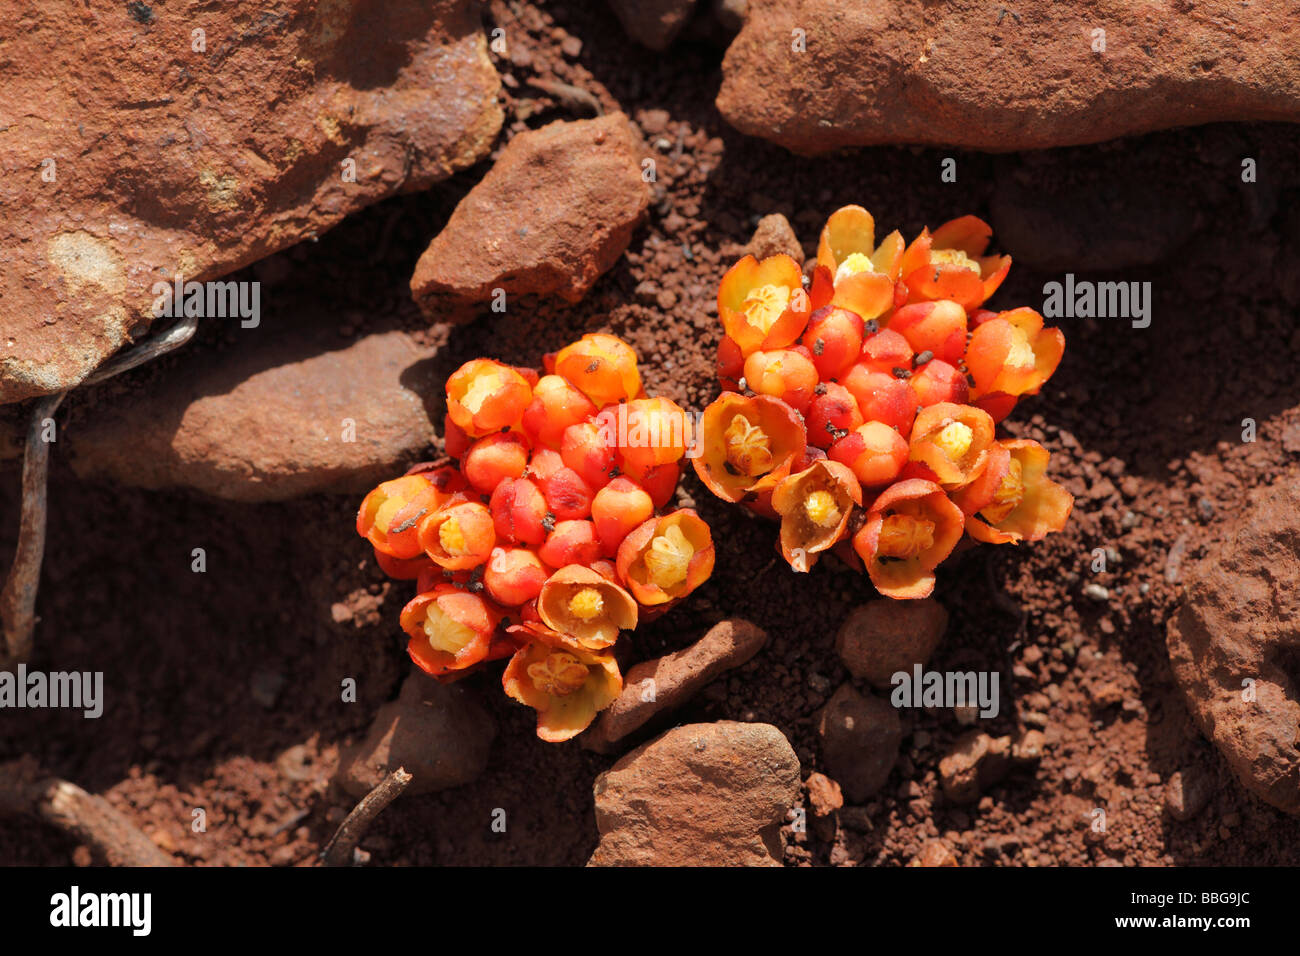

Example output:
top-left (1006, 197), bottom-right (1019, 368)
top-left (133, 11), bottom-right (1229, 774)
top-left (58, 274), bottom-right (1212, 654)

top-left (589, 721), bottom-right (800, 866)
top-left (908, 839), bottom-right (958, 867)
top-left (836, 598), bottom-right (947, 688)
top-left (743, 213), bottom-right (804, 265)
top-left (584, 619), bottom-right (768, 751)
top-left (1011, 728), bottom-right (1048, 764)
top-left (607, 0), bottom-right (699, 51)
top-left (939, 731), bottom-right (1012, 804)
top-left (1163, 765), bottom-right (1215, 822)
top-left (717, 0), bottom-right (1300, 154)
top-left (0, 1), bottom-right (501, 406)
top-left (1166, 475), bottom-right (1300, 814)
top-left (805, 771), bottom-right (843, 817)
top-left (411, 113), bottom-right (652, 317)
top-left (69, 322), bottom-right (438, 502)
top-left (817, 684), bottom-right (901, 802)
top-left (336, 670), bottom-right (495, 799)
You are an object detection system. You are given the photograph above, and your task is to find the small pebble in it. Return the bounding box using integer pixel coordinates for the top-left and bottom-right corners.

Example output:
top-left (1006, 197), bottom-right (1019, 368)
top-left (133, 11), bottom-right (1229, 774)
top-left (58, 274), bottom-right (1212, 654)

top-left (1083, 583), bottom-right (1110, 602)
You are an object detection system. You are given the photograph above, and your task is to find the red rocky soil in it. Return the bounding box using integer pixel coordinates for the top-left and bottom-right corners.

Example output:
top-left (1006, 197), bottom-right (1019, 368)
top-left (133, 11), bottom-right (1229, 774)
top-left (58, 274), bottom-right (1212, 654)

top-left (3, 1), bottom-right (1300, 866)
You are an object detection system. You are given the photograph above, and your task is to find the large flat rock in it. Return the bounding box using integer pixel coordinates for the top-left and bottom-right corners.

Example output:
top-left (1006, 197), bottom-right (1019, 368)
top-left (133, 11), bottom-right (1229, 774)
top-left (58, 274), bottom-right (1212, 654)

top-left (1166, 474), bottom-right (1300, 815)
top-left (717, 0), bottom-right (1300, 154)
top-left (68, 321), bottom-right (439, 502)
top-left (0, 0), bottom-right (501, 404)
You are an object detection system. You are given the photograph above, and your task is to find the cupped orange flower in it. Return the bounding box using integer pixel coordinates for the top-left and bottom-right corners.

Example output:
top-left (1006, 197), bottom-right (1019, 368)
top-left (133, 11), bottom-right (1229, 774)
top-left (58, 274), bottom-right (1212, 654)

top-left (803, 306), bottom-right (865, 380)
top-left (462, 432), bottom-right (529, 493)
top-left (718, 254), bottom-right (810, 356)
top-left (615, 509), bottom-right (715, 606)
top-left (887, 300), bottom-right (968, 366)
top-left (842, 364), bottom-right (918, 437)
top-left (483, 547), bottom-right (549, 607)
top-left (489, 476), bottom-right (548, 546)
top-left (828, 420), bottom-right (909, 487)
top-left (816, 204), bottom-right (906, 282)
top-left (742, 347), bottom-right (819, 412)
top-left (445, 359), bottom-right (533, 438)
top-left (965, 307), bottom-right (1065, 398)
top-left (358, 474), bottom-right (448, 560)
top-left (418, 500), bottom-right (496, 570)
top-left (522, 374), bottom-right (598, 449)
top-left (692, 392), bottom-right (806, 503)
top-left (615, 396), bottom-right (692, 471)
top-left (900, 216), bottom-right (1010, 311)
top-left (537, 564), bottom-right (639, 650)
top-left (859, 328), bottom-right (913, 374)
top-left (402, 584), bottom-right (503, 677)
top-left (807, 382), bottom-right (865, 449)
top-left (591, 476), bottom-right (655, 555)
top-left (851, 479), bottom-right (964, 599)
top-left (538, 519), bottom-right (603, 568)
top-left (537, 463), bottom-right (594, 522)
top-left (560, 420), bottom-right (618, 491)
top-left (907, 402), bottom-right (995, 489)
top-left (909, 358), bottom-right (970, 408)
top-left (553, 333), bottom-right (641, 408)
top-left (502, 624), bottom-right (622, 742)
top-left (621, 459), bottom-right (680, 510)
top-left (963, 440), bottom-right (1074, 544)
top-left (771, 459), bottom-right (863, 572)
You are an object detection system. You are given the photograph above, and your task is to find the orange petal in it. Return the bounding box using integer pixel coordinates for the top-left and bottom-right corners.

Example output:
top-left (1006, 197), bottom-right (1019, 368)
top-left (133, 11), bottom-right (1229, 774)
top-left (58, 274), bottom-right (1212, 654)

top-left (931, 214), bottom-right (993, 258)
top-left (831, 270), bottom-right (896, 320)
top-left (771, 459), bottom-right (862, 570)
top-left (905, 264), bottom-right (985, 312)
top-left (817, 204), bottom-right (876, 274)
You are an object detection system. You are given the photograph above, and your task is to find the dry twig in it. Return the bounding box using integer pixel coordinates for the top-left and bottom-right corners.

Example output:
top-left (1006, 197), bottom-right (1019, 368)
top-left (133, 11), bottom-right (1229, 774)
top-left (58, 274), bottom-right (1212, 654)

top-left (0, 315), bottom-right (198, 668)
top-left (0, 393), bottom-right (65, 669)
top-left (0, 757), bottom-right (174, 866)
top-left (321, 767), bottom-right (412, 867)
top-left (527, 78), bottom-right (603, 116)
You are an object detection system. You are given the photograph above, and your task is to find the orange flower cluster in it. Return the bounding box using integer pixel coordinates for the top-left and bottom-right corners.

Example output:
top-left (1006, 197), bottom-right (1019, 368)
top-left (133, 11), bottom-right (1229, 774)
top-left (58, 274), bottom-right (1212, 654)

top-left (358, 334), bottom-right (714, 742)
top-left (696, 205), bottom-right (1073, 599)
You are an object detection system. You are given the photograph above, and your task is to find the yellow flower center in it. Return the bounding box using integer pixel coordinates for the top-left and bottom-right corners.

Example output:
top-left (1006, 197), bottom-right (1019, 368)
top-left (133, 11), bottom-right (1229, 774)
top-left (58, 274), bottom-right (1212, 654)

top-left (527, 652), bottom-right (588, 697)
top-left (567, 587), bottom-right (605, 621)
top-left (644, 524), bottom-right (693, 590)
top-left (437, 516), bottom-right (468, 555)
top-left (804, 490), bottom-right (840, 527)
top-left (723, 414), bottom-right (773, 477)
top-left (1005, 328), bottom-right (1036, 369)
top-left (461, 371), bottom-right (503, 414)
top-left (877, 514), bottom-right (936, 561)
top-left (373, 495), bottom-right (405, 537)
top-left (932, 421), bottom-right (973, 461)
top-left (423, 604), bottom-right (477, 655)
top-left (981, 457), bottom-right (1025, 525)
top-left (741, 283), bottom-right (792, 334)
top-left (833, 252), bottom-right (875, 284)
top-left (931, 248), bottom-right (982, 276)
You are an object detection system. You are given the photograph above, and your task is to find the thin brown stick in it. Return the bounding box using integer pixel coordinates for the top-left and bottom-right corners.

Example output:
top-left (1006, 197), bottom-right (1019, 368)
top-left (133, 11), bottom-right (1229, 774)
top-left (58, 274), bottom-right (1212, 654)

top-left (0, 757), bottom-right (174, 866)
top-left (321, 767), bottom-right (412, 866)
top-left (527, 78), bottom-right (603, 116)
top-left (0, 392), bottom-right (65, 669)
top-left (82, 313), bottom-right (199, 387)
top-left (0, 314), bottom-right (198, 668)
